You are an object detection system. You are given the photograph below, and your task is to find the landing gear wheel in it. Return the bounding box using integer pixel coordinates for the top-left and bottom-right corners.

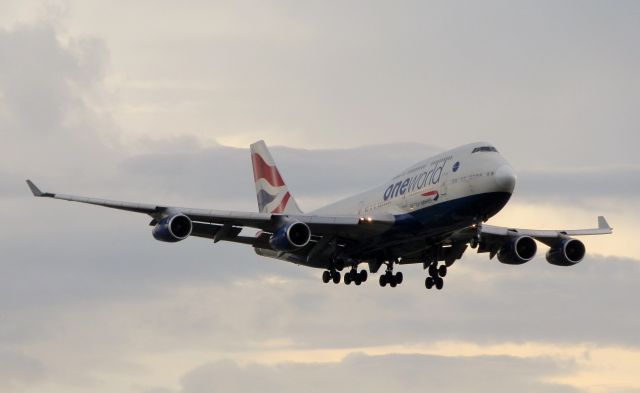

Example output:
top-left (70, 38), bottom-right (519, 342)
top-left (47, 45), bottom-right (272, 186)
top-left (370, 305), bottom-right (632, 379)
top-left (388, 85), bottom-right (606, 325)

top-left (380, 260), bottom-right (400, 288)
top-left (435, 276), bottom-right (444, 290)
top-left (355, 279), bottom-right (362, 286)
top-left (344, 272), bottom-right (352, 285)
top-left (322, 271), bottom-right (331, 283)
top-left (359, 270), bottom-right (368, 282)
top-left (385, 272), bottom-right (397, 287)
top-left (425, 276), bottom-right (434, 289)
top-left (438, 265), bottom-right (447, 277)
top-left (332, 271), bottom-right (341, 284)
top-left (428, 264), bottom-right (438, 277)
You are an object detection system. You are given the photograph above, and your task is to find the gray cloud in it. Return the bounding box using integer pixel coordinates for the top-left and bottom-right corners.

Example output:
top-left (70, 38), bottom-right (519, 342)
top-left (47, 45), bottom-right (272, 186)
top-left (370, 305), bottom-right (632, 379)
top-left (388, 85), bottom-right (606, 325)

top-left (156, 254), bottom-right (640, 349)
top-left (3, 251), bottom-right (639, 359)
top-left (515, 167), bottom-right (640, 202)
top-left (142, 389), bottom-right (175, 393)
top-left (0, 22), bottom-right (120, 186)
top-left (87, 0), bottom-right (640, 167)
top-left (177, 353), bottom-right (578, 393)
top-left (0, 351), bottom-right (45, 391)
top-left (0, 22), bottom-right (107, 133)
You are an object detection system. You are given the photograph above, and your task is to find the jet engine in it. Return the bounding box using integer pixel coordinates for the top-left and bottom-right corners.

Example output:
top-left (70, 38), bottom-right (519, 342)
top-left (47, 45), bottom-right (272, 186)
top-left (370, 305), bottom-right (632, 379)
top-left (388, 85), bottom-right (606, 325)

top-left (497, 236), bottom-right (537, 265)
top-left (269, 221), bottom-right (311, 251)
top-left (152, 214), bottom-right (193, 242)
top-left (546, 238), bottom-right (585, 266)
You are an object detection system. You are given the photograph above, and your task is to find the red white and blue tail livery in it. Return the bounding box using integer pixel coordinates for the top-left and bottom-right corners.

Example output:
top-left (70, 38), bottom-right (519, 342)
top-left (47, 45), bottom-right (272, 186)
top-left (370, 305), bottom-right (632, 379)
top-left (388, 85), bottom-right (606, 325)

top-left (26, 141), bottom-right (612, 290)
top-left (250, 140), bottom-right (302, 214)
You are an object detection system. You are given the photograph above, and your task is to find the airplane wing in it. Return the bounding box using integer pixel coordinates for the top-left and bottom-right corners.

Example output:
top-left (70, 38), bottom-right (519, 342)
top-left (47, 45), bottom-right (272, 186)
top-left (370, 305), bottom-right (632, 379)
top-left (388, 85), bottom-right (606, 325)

top-left (25, 180), bottom-right (394, 243)
top-left (449, 215), bottom-right (613, 264)
top-left (478, 216), bottom-right (613, 239)
top-left (451, 216), bottom-right (612, 243)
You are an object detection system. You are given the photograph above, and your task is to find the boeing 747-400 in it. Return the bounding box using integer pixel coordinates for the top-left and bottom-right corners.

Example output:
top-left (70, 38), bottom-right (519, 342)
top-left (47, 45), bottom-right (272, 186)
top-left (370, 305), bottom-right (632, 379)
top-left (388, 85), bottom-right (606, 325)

top-left (27, 141), bottom-right (612, 290)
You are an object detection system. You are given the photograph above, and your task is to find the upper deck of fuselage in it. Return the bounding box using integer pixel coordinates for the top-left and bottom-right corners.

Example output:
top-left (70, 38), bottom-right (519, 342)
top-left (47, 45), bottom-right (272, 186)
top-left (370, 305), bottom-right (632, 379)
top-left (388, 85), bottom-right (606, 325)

top-left (309, 142), bottom-right (510, 216)
top-left (389, 142), bottom-right (498, 179)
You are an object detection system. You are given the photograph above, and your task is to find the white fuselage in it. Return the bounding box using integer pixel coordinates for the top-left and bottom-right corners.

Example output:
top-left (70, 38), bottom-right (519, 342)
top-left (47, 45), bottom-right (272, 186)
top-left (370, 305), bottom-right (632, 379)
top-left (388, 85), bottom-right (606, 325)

top-left (311, 142), bottom-right (516, 220)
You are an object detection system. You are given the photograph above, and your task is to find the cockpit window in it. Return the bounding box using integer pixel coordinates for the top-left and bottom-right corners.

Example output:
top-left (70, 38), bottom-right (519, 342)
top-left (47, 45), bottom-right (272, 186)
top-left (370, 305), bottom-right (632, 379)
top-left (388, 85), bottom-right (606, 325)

top-left (472, 146), bottom-right (498, 153)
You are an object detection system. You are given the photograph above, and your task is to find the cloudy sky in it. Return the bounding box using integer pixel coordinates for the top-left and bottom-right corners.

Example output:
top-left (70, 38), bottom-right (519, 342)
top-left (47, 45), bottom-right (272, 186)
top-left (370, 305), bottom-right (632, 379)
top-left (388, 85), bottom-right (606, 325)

top-left (1, 1), bottom-right (639, 392)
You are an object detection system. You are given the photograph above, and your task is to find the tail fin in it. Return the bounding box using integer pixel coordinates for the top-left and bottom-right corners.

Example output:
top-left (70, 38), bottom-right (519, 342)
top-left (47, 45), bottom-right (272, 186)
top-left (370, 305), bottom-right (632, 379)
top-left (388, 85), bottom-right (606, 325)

top-left (250, 140), bottom-right (303, 214)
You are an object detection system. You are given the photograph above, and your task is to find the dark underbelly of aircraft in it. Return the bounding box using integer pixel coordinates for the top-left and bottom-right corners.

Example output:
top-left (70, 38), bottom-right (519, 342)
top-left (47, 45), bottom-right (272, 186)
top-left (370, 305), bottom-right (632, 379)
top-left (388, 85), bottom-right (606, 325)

top-left (345, 191), bottom-right (512, 261)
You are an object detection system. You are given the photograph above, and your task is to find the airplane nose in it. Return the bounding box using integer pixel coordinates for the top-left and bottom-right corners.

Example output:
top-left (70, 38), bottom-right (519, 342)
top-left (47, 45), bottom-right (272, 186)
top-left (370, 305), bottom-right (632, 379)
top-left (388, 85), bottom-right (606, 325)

top-left (494, 165), bottom-right (516, 192)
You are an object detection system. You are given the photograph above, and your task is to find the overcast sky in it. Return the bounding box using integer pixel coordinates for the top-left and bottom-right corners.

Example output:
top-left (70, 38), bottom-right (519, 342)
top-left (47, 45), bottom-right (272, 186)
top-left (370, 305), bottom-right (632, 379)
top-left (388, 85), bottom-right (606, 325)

top-left (1, 1), bottom-right (639, 392)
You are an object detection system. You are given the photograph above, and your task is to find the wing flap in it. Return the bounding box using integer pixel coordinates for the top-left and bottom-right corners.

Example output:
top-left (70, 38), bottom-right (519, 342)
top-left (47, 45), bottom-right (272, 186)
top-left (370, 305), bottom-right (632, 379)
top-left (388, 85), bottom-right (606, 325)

top-left (179, 208), bottom-right (273, 229)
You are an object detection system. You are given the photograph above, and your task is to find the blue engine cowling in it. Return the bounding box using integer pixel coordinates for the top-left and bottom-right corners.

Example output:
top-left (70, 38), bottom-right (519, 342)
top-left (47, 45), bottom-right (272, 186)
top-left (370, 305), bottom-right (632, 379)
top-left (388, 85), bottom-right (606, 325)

top-left (269, 221), bottom-right (311, 251)
top-left (497, 236), bottom-right (537, 265)
top-left (152, 214), bottom-right (193, 242)
top-left (546, 238), bottom-right (585, 266)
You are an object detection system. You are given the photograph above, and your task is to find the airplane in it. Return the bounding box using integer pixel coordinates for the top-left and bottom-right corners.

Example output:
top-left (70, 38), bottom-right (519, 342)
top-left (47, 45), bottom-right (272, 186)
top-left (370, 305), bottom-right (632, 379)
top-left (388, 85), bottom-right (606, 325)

top-left (26, 141), bottom-right (613, 290)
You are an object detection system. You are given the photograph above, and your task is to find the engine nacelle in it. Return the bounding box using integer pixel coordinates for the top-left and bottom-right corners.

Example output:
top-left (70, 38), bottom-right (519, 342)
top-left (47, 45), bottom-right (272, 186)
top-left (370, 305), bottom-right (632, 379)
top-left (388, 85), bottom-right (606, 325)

top-left (269, 221), bottom-right (311, 251)
top-left (497, 236), bottom-right (537, 265)
top-left (152, 214), bottom-right (193, 242)
top-left (546, 238), bottom-right (585, 266)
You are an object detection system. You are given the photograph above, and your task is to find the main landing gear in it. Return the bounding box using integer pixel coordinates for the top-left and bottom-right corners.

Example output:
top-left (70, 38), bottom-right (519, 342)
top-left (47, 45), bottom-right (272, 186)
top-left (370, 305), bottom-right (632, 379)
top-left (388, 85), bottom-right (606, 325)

top-left (424, 262), bottom-right (446, 290)
top-left (319, 260), bottom-right (405, 288)
top-left (322, 270), bottom-right (341, 284)
top-left (320, 259), bottom-right (450, 289)
top-left (321, 267), bottom-right (368, 285)
top-left (344, 268), bottom-right (368, 285)
top-left (379, 262), bottom-right (403, 288)
top-left (319, 259), bottom-right (409, 288)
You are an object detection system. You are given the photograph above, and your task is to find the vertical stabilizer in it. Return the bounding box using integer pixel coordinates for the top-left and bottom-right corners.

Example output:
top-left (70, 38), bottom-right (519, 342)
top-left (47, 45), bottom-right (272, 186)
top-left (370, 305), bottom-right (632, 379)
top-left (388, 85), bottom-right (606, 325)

top-left (250, 140), bottom-right (303, 214)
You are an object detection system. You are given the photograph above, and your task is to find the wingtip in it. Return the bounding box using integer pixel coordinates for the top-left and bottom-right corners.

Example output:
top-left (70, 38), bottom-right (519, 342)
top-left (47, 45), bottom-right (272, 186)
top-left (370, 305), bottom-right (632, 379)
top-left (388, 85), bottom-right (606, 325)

top-left (25, 179), bottom-right (54, 197)
top-left (598, 216), bottom-right (612, 231)
top-left (26, 179), bottom-right (43, 196)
